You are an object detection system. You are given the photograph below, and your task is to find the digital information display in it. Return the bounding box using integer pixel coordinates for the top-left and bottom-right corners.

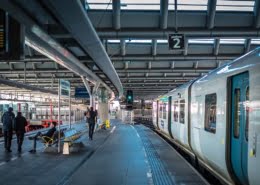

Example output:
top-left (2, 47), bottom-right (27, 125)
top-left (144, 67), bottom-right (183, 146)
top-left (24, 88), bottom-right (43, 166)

top-left (0, 9), bottom-right (6, 53)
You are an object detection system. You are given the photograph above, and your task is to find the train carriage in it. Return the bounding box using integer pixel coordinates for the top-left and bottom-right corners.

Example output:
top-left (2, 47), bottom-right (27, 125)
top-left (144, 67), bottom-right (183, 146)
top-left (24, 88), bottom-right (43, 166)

top-left (152, 48), bottom-right (260, 185)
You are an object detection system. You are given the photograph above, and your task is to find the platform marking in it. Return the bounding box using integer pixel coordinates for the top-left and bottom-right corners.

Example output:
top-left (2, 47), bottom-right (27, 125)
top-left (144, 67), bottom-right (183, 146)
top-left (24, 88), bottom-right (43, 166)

top-left (110, 126), bottom-right (116, 133)
top-left (130, 125), bottom-right (154, 185)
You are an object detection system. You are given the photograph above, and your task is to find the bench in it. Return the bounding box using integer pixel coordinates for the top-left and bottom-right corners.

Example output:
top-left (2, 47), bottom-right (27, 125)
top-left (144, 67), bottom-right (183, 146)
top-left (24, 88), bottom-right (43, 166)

top-left (62, 129), bottom-right (84, 154)
top-left (29, 128), bottom-right (67, 153)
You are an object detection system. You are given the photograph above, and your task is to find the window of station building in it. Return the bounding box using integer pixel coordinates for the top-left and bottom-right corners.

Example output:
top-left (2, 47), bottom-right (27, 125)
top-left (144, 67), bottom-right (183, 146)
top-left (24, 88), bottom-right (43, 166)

top-left (173, 100), bottom-right (179, 122)
top-left (204, 93), bottom-right (217, 133)
top-left (179, 100), bottom-right (185, 124)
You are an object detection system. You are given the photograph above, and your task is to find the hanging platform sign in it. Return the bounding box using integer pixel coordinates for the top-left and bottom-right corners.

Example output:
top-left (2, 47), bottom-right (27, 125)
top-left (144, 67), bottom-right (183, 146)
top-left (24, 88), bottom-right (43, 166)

top-left (74, 87), bottom-right (90, 98)
top-left (60, 79), bottom-right (70, 97)
top-left (168, 34), bottom-right (184, 50)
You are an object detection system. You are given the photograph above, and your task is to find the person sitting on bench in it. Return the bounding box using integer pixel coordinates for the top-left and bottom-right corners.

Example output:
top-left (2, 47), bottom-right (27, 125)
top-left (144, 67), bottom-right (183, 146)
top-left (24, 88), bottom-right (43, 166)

top-left (29, 122), bottom-right (57, 153)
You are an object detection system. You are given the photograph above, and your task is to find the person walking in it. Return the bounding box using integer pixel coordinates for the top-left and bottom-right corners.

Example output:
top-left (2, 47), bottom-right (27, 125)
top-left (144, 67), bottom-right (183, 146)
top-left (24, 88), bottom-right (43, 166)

top-left (1, 107), bottom-right (15, 152)
top-left (88, 107), bottom-right (97, 140)
top-left (13, 112), bottom-right (27, 152)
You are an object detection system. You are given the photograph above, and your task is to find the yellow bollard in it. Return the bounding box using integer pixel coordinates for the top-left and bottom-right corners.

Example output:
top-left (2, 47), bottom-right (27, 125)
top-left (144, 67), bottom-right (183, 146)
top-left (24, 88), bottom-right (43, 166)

top-left (105, 120), bottom-right (110, 128)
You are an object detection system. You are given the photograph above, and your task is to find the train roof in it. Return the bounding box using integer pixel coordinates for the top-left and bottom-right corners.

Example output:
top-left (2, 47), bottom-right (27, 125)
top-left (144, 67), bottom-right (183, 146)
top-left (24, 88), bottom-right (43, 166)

top-left (154, 47), bottom-right (260, 101)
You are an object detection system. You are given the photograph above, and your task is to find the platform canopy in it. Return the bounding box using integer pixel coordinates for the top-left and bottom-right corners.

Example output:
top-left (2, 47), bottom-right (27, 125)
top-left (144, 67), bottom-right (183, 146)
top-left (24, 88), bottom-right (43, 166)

top-left (0, 0), bottom-right (259, 99)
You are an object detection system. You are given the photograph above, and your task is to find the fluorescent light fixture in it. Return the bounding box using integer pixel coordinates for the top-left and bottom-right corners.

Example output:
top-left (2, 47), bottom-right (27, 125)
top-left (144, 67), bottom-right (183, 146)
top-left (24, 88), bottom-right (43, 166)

top-left (188, 39), bottom-right (214, 44)
top-left (157, 40), bottom-right (168, 43)
top-left (220, 39), bottom-right (245, 44)
top-left (107, 40), bottom-right (121, 43)
top-left (251, 39), bottom-right (260, 45)
top-left (126, 39), bottom-right (152, 43)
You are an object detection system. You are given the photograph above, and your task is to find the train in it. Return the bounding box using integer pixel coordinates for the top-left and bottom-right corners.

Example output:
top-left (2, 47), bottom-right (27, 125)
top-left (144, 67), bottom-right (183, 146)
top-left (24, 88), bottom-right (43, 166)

top-left (152, 48), bottom-right (260, 185)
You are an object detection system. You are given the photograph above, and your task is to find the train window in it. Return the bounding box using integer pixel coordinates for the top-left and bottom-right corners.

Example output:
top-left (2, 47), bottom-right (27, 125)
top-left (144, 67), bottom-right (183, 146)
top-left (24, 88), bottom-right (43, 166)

top-left (204, 93), bottom-right (217, 133)
top-left (245, 87), bottom-right (249, 141)
top-left (234, 89), bottom-right (240, 138)
top-left (173, 100), bottom-right (179, 122)
top-left (163, 103), bottom-right (167, 119)
top-left (159, 104), bottom-right (163, 119)
top-left (179, 100), bottom-right (185, 124)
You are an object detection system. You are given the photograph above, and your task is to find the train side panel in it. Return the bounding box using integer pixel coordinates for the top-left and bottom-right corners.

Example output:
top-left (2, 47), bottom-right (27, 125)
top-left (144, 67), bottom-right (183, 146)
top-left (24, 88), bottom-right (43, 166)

top-left (190, 77), bottom-right (231, 182)
top-left (190, 48), bottom-right (260, 185)
top-left (157, 98), bottom-right (170, 135)
top-left (152, 101), bottom-right (158, 129)
top-left (247, 65), bottom-right (260, 185)
top-left (170, 85), bottom-right (191, 150)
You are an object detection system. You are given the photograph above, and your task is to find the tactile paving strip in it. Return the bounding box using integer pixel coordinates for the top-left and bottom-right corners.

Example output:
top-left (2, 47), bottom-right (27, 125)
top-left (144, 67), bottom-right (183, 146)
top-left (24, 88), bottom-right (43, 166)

top-left (136, 126), bottom-right (174, 185)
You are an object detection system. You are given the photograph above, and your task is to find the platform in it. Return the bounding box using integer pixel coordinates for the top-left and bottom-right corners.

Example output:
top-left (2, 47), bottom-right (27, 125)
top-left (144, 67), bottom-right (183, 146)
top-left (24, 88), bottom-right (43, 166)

top-left (0, 120), bottom-right (208, 185)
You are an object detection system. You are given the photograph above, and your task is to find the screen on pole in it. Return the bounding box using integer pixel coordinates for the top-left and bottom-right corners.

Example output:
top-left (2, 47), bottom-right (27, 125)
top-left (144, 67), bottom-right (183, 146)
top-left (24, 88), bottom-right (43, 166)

top-left (60, 79), bottom-right (70, 97)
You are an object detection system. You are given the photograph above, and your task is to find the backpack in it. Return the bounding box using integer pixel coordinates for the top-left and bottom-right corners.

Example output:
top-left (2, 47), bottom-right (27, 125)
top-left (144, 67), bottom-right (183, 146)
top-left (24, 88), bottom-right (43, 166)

top-left (2, 112), bottom-right (14, 131)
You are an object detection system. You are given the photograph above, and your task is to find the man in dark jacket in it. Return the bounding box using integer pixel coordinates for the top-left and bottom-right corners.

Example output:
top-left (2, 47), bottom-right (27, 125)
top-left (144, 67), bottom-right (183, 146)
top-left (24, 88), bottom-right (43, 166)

top-left (29, 122), bottom-right (57, 153)
top-left (14, 112), bottom-right (27, 152)
top-left (88, 107), bottom-right (97, 140)
top-left (1, 107), bottom-right (15, 152)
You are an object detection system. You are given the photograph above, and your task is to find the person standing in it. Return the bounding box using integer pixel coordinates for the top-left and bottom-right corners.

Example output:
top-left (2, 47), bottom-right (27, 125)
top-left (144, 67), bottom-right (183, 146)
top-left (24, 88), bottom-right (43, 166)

top-left (13, 112), bottom-right (27, 152)
top-left (88, 107), bottom-right (97, 140)
top-left (1, 107), bottom-right (15, 152)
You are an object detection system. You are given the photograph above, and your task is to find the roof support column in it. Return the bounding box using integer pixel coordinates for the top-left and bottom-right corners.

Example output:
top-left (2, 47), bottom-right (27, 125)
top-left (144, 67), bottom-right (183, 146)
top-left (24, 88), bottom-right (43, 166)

top-left (81, 76), bottom-right (93, 106)
top-left (254, 0), bottom-right (260, 28)
top-left (120, 39), bottom-right (126, 56)
top-left (214, 38), bottom-right (220, 56)
top-left (207, 0), bottom-right (217, 29)
top-left (112, 0), bottom-right (121, 30)
top-left (160, 0), bottom-right (169, 29)
top-left (183, 39), bottom-right (188, 55)
top-left (245, 39), bottom-right (252, 53)
top-left (152, 39), bottom-right (157, 56)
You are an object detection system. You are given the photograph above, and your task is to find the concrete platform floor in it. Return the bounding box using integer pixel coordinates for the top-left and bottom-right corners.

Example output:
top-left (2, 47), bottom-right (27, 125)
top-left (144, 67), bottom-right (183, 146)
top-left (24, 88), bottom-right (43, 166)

top-left (0, 120), bottom-right (208, 185)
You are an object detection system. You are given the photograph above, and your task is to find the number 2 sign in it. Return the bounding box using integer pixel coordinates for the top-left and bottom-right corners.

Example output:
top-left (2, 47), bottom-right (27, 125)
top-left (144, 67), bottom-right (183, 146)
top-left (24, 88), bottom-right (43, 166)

top-left (168, 34), bottom-right (184, 50)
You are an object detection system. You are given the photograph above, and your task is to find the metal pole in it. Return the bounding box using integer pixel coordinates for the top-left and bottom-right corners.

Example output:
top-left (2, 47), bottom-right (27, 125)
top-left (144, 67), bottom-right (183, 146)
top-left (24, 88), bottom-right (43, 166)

top-left (69, 86), bottom-right (71, 129)
top-left (58, 79), bottom-right (61, 153)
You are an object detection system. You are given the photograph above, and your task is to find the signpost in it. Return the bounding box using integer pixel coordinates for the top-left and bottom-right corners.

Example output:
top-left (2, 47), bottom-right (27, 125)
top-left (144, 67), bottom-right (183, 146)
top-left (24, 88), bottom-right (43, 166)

top-left (58, 79), bottom-right (70, 153)
top-left (168, 34), bottom-right (184, 50)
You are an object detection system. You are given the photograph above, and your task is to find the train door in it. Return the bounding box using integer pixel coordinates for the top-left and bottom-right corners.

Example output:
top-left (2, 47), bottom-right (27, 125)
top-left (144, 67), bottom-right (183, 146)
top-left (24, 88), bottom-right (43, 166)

top-left (230, 72), bottom-right (249, 185)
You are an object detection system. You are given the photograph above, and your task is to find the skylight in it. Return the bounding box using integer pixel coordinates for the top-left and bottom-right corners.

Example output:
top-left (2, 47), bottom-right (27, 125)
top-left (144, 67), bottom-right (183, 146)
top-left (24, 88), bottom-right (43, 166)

top-left (220, 39), bottom-right (246, 44)
top-left (86, 0), bottom-right (161, 10)
top-left (169, 0), bottom-right (208, 11)
top-left (188, 39), bottom-right (215, 44)
top-left (216, 0), bottom-right (255, 12)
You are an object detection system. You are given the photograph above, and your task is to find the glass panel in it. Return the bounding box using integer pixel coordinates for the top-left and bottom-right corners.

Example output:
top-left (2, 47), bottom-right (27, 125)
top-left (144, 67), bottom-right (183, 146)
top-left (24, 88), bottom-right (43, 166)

top-left (216, 0), bottom-right (255, 12)
top-left (234, 89), bottom-right (241, 138)
top-left (179, 100), bottom-right (185, 124)
top-left (205, 93), bottom-right (217, 133)
top-left (163, 103), bottom-right (167, 119)
top-left (169, 0), bottom-right (208, 11)
top-left (159, 103), bottom-right (163, 119)
top-left (245, 87), bottom-right (249, 141)
top-left (174, 100), bottom-right (179, 122)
